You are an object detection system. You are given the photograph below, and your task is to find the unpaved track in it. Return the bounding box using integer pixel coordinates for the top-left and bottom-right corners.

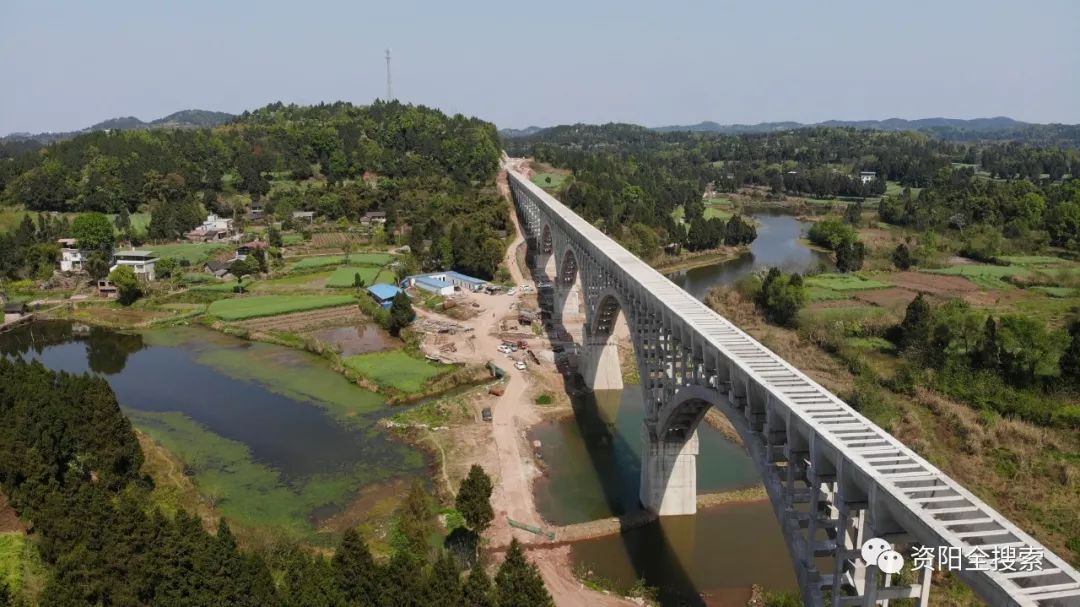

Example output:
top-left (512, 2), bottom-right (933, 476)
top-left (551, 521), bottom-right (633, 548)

top-left (466, 160), bottom-right (635, 607)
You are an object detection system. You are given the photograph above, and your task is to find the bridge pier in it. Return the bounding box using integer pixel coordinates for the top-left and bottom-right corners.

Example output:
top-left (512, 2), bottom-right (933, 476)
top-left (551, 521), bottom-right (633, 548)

top-left (639, 426), bottom-right (699, 516)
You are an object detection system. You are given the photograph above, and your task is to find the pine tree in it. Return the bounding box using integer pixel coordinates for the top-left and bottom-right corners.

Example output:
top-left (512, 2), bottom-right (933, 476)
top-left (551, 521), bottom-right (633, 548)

top-left (456, 465), bottom-right (494, 534)
top-left (387, 291), bottom-right (416, 336)
top-left (424, 551), bottom-right (463, 607)
top-left (977, 316), bottom-right (1000, 371)
top-left (333, 529), bottom-right (380, 606)
top-left (892, 243), bottom-right (913, 270)
top-left (494, 539), bottom-right (553, 607)
top-left (898, 293), bottom-right (932, 353)
top-left (462, 565), bottom-right (496, 607)
top-left (1062, 319), bottom-right (1080, 385)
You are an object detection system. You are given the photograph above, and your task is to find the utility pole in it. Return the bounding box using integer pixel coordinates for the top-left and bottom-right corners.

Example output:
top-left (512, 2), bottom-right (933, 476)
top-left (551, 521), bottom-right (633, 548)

top-left (385, 49), bottom-right (393, 100)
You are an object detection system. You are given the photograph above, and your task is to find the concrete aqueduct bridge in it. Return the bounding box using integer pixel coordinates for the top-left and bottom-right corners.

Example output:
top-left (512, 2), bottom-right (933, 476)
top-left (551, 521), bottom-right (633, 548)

top-left (506, 163), bottom-right (1080, 607)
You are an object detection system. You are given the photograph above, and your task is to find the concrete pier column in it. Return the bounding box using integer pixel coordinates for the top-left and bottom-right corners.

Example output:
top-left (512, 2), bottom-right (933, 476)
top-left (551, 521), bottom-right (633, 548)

top-left (639, 426), bottom-right (699, 516)
top-left (581, 336), bottom-right (624, 391)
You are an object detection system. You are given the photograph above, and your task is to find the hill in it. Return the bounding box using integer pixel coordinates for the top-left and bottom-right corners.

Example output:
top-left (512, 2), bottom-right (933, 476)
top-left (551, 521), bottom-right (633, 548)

top-left (2, 109), bottom-right (235, 144)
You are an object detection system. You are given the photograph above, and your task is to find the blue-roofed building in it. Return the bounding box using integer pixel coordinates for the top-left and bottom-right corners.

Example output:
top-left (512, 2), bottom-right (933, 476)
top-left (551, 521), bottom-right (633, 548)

top-left (401, 271), bottom-right (489, 295)
top-left (367, 283), bottom-right (403, 309)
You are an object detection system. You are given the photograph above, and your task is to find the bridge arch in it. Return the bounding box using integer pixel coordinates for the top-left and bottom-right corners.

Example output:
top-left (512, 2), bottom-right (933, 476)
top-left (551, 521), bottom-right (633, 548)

top-left (580, 289), bottom-right (636, 391)
top-left (655, 385), bottom-right (725, 442)
top-left (554, 247), bottom-right (582, 323)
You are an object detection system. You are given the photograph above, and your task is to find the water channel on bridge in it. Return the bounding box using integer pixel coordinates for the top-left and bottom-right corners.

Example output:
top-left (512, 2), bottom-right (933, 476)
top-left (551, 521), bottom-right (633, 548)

top-left (533, 213), bottom-right (830, 606)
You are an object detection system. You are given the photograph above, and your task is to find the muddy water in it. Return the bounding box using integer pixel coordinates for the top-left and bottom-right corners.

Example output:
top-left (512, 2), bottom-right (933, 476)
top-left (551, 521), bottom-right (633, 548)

top-left (0, 321), bottom-right (424, 534)
top-left (667, 212), bottom-right (832, 300)
top-left (308, 323), bottom-right (400, 355)
top-left (531, 389), bottom-right (759, 525)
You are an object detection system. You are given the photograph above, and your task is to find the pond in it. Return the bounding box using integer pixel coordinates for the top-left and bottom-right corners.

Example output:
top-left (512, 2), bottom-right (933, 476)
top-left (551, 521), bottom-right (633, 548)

top-left (0, 321), bottom-right (424, 542)
top-left (307, 323), bottom-right (400, 356)
top-left (667, 212), bottom-right (832, 299)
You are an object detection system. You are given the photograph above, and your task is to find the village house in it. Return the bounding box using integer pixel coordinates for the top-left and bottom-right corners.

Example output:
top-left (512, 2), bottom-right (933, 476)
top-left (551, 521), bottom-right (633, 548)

top-left (249, 202), bottom-right (265, 220)
top-left (57, 238), bottom-right (86, 273)
top-left (205, 259), bottom-right (232, 279)
top-left (859, 170), bottom-right (877, 184)
top-left (186, 214), bottom-right (235, 242)
top-left (292, 211), bottom-right (315, 223)
top-left (234, 241), bottom-right (268, 260)
top-left (96, 280), bottom-right (118, 298)
top-left (110, 249), bottom-right (158, 281)
top-left (366, 283), bottom-right (403, 310)
top-left (361, 211), bottom-right (387, 225)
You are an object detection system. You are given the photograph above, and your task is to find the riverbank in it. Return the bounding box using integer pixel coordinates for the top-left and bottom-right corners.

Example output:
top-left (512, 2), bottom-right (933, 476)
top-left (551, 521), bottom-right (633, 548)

top-left (650, 246), bottom-right (747, 273)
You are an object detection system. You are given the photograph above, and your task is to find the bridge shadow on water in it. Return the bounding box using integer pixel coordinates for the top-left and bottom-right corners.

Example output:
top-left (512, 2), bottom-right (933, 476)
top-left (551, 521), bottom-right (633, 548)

top-left (520, 235), bottom-right (710, 607)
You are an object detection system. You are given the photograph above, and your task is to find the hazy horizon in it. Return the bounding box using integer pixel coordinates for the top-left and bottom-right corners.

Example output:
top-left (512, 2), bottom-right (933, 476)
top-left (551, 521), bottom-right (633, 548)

top-left (3, 0), bottom-right (1078, 135)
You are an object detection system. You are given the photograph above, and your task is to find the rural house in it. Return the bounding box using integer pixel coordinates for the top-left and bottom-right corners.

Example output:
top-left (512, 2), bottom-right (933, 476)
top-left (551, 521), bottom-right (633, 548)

top-left (110, 249), bottom-right (158, 281)
top-left (367, 283), bottom-right (403, 309)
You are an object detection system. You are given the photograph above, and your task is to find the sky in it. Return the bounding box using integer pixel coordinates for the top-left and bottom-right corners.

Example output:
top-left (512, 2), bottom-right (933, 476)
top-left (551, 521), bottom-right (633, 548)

top-left (2, 0), bottom-right (1079, 135)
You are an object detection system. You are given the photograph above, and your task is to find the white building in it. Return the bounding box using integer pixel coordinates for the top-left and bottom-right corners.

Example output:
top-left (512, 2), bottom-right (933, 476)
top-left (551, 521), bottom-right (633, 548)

top-left (110, 250), bottom-right (158, 281)
top-left (186, 214), bottom-right (235, 242)
top-left (859, 171), bottom-right (877, 184)
top-left (401, 271), bottom-right (489, 295)
top-left (58, 238), bottom-right (85, 273)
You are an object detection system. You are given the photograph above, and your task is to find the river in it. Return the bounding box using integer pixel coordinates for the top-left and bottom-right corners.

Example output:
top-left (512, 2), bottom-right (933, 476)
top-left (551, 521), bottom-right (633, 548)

top-left (0, 321), bottom-right (424, 543)
top-left (540, 213), bottom-right (825, 605)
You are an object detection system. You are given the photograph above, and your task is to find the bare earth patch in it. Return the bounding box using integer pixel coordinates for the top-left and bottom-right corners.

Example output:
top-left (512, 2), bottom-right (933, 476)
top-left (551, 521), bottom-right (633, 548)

top-left (0, 494), bottom-right (24, 533)
top-left (889, 271), bottom-right (979, 296)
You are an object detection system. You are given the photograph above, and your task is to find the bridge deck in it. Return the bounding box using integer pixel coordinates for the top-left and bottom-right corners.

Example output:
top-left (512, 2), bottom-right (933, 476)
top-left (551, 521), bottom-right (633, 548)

top-left (508, 167), bottom-right (1080, 606)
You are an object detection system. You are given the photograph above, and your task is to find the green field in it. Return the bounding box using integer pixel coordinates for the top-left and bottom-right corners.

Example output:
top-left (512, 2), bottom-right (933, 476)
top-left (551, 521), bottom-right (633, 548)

top-left (343, 351), bottom-right (447, 393)
top-left (532, 172), bottom-right (568, 189)
top-left (283, 233), bottom-right (305, 245)
top-left (805, 273), bottom-right (891, 291)
top-left (927, 264), bottom-right (1031, 289)
top-left (149, 242), bottom-right (230, 264)
top-left (288, 253), bottom-right (393, 271)
top-left (207, 295), bottom-right (356, 320)
top-left (1030, 286), bottom-right (1080, 298)
top-left (190, 278), bottom-right (255, 292)
top-left (325, 266), bottom-right (397, 288)
top-left (253, 270), bottom-right (335, 290)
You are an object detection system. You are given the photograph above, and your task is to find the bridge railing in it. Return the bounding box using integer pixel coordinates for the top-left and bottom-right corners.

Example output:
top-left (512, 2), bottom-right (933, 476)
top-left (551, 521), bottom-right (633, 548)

top-left (506, 165), bottom-right (1080, 607)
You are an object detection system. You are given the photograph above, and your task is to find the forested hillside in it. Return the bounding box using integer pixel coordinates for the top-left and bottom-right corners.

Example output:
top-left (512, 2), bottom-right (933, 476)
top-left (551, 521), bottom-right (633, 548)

top-left (0, 101), bottom-right (507, 281)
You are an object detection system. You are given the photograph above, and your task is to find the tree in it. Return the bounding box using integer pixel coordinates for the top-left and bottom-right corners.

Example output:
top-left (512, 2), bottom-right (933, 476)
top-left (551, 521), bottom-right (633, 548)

top-left (754, 268), bottom-right (806, 327)
top-left (723, 214), bottom-right (757, 246)
top-left (494, 539), bottom-right (553, 607)
top-left (268, 226), bottom-right (284, 248)
top-left (387, 291), bottom-right (415, 336)
top-left (891, 243), bottom-right (913, 270)
top-left (108, 265), bottom-right (141, 306)
top-left (977, 316), bottom-right (1000, 371)
top-left (897, 293), bottom-right (932, 353)
top-left (834, 238), bottom-right (865, 272)
top-left (462, 564), bottom-right (496, 607)
top-left (455, 465), bottom-right (494, 534)
top-left (156, 257), bottom-right (179, 279)
top-left (72, 212), bottom-right (115, 253)
top-left (115, 206), bottom-right (131, 232)
top-left (996, 315), bottom-right (1066, 387)
top-left (85, 251), bottom-right (110, 280)
top-left (333, 529), bottom-right (380, 606)
top-left (844, 201), bottom-right (862, 226)
top-left (1061, 319), bottom-right (1080, 385)
top-left (353, 272), bottom-right (366, 290)
top-left (424, 551), bottom-right (463, 607)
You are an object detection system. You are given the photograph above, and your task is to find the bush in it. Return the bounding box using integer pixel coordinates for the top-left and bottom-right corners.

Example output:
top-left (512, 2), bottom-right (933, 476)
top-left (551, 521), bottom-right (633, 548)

top-left (755, 268), bottom-right (806, 327)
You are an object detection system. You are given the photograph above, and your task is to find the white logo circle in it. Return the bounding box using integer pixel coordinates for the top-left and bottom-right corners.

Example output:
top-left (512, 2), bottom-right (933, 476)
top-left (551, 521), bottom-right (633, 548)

top-left (877, 549), bottom-right (905, 574)
top-left (861, 537), bottom-right (891, 566)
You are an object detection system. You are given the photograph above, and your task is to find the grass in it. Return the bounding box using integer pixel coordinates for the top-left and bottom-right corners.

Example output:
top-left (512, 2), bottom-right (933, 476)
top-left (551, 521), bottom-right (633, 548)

top-left (391, 395), bottom-right (471, 427)
top-left (325, 266), bottom-right (397, 288)
top-left (343, 351), bottom-right (447, 393)
top-left (253, 270), bottom-right (335, 290)
top-left (190, 278), bottom-right (255, 292)
top-left (181, 272), bottom-right (215, 284)
top-left (1030, 286), bottom-right (1080, 298)
top-left (927, 264), bottom-right (1031, 289)
top-left (0, 532), bottom-right (43, 597)
top-left (703, 205), bottom-right (733, 221)
top-left (532, 172), bottom-right (568, 189)
top-left (207, 294), bottom-right (356, 320)
top-left (1000, 255), bottom-right (1071, 267)
top-left (845, 336), bottom-right (897, 353)
top-left (805, 273), bottom-right (891, 291)
top-left (149, 242), bottom-right (230, 264)
top-left (283, 233), bottom-right (305, 246)
top-left (289, 253), bottom-right (392, 271)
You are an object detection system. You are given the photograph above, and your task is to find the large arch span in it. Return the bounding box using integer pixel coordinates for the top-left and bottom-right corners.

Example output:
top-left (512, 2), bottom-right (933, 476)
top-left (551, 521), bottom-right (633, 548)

top-left (506, 163), bottom-right (1080, 607)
